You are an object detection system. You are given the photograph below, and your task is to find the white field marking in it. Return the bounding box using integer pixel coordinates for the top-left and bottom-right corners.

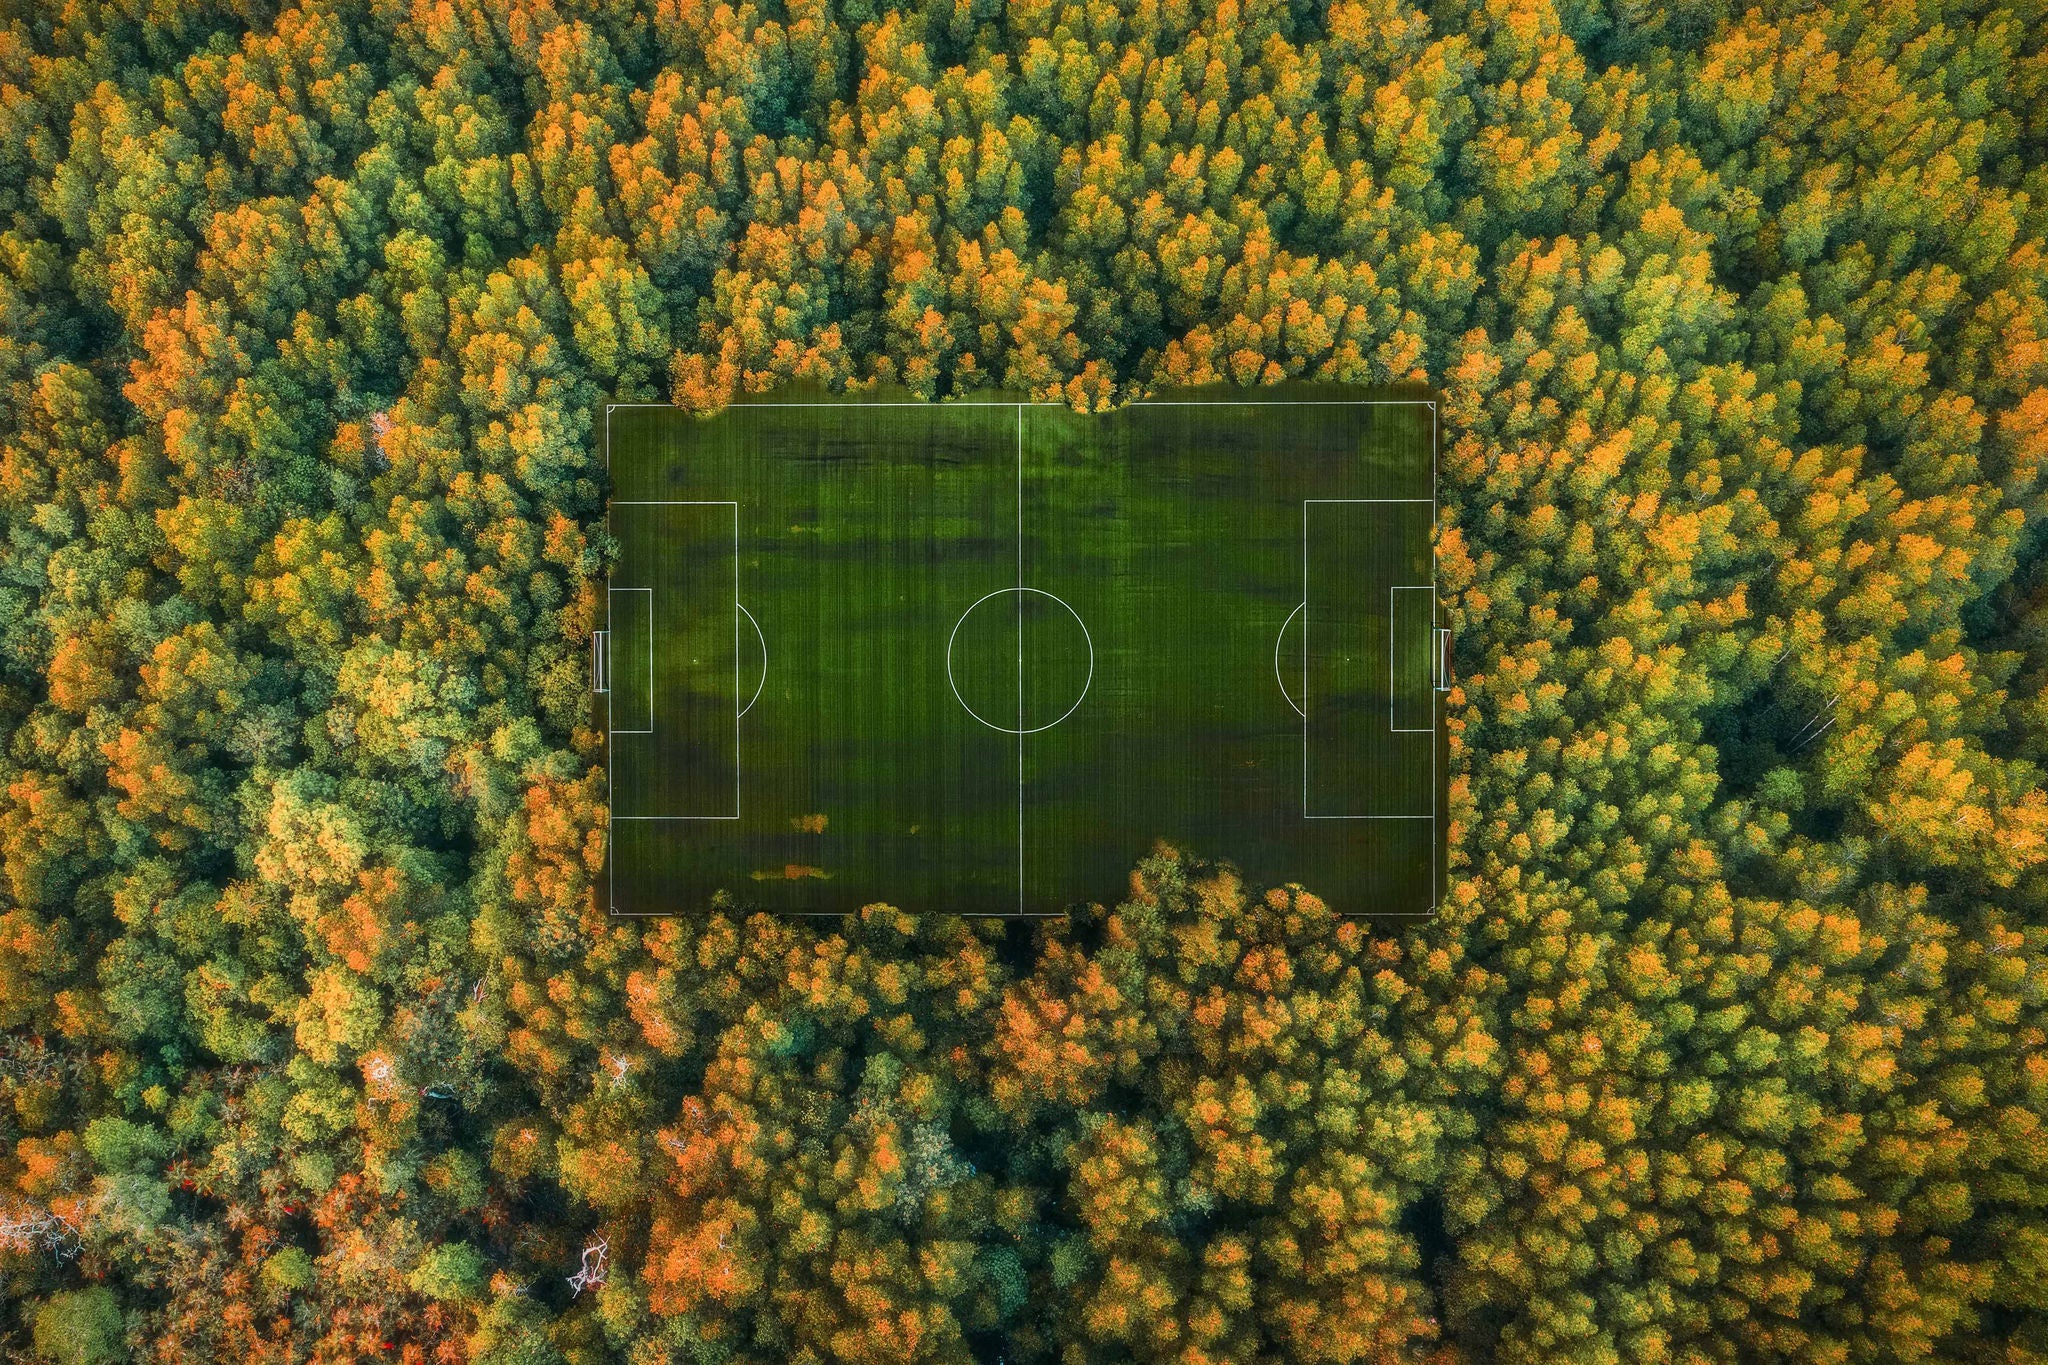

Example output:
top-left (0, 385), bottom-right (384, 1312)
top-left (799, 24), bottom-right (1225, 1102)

top-left (1017, 404), bottom-right (1024, 916)
top-left (1431, 402), bottom-right (1440, 914)
top-left (604, 396), bottom-right (1443, 910)
top-left (605, 502), bottom-right (740, 824)
top-left (1302, 498), bottom-right (1434, 820)
top-left (607, 588), bottom-right (654, 734)
top-left (1391, 586), bottom-right (1434, 733)
top-left (613, 401), bottom-right (1068, 408)
top-left (945, 587), bottom-right (1094, 737)
top-left (611, 399), bottom-right (1437, 408)
top-left (1275, 602), bottom-right (1306, 719)
top-left (606, 401), bottom-right (614, 911)
top-left (607, 908), bottom-right (1074, 919)
top-left (734, 501), bottom-right (740, 820)
top-left (737, 603), bottom-right (767, 718)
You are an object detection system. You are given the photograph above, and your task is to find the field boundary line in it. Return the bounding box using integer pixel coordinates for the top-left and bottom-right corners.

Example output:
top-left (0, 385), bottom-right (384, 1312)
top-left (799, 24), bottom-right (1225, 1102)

top-left (1017, 404), bottom-right (1024, 916)
top-left (605, 395), bottom-right (1442, 914)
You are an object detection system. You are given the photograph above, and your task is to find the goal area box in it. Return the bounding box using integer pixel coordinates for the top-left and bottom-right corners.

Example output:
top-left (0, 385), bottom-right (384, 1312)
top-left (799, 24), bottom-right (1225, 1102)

top-left (599, 386), bottom-right (1446, 918)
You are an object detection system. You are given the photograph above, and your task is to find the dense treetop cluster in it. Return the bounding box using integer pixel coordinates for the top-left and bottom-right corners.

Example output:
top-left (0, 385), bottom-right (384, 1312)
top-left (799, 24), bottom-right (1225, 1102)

top-left (0, 0), bottom-right (2044, 1361)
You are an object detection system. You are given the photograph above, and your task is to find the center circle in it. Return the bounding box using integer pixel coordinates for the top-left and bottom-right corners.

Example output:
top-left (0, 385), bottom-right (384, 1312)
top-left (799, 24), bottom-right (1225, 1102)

top-left (945, 588), bottom-right (1093, 735)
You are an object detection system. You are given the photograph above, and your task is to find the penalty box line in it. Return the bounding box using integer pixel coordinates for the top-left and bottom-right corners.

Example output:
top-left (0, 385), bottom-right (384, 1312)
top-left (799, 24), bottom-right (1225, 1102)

top-left (606, 499), bottom-right (741, 831)
top-left (1301, 494), bottom-right (1437, 824)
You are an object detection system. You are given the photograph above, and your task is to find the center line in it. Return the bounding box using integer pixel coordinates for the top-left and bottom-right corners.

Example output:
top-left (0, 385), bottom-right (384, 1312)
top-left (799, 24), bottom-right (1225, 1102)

top-left (1016, 403), bottom-right (1024, 916)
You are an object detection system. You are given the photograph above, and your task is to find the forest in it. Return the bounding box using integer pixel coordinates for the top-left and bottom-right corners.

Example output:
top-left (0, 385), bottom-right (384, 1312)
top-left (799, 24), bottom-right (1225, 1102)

top-left (0, 0), bottom-right (2044, 1361)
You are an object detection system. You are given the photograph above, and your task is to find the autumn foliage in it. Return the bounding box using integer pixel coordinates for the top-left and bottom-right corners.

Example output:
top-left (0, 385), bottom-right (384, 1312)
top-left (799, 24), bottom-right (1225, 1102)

top-left (1, 0), bottom-right (2046, 1362)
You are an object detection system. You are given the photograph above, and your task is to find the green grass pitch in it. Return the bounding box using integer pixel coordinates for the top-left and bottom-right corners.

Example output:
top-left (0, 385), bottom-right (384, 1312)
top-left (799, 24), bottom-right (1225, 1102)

top-left (601, 387), bottom-right (1445, 918)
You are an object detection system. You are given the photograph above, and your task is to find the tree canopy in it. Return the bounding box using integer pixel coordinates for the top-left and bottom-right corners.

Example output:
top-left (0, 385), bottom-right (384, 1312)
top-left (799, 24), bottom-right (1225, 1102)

top-left (1, 0), bottom-right (2045, 1362)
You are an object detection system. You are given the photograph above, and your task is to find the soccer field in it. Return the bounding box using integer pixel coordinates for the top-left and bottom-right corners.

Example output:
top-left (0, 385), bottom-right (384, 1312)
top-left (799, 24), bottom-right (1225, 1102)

top-left (600, 388), bottom-right (1446, 917)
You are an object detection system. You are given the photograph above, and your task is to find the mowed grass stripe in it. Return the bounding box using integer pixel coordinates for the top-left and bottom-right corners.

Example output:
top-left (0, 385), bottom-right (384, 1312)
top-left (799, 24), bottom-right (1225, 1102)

top-left (605, 389), bottom-right (1442, 917)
